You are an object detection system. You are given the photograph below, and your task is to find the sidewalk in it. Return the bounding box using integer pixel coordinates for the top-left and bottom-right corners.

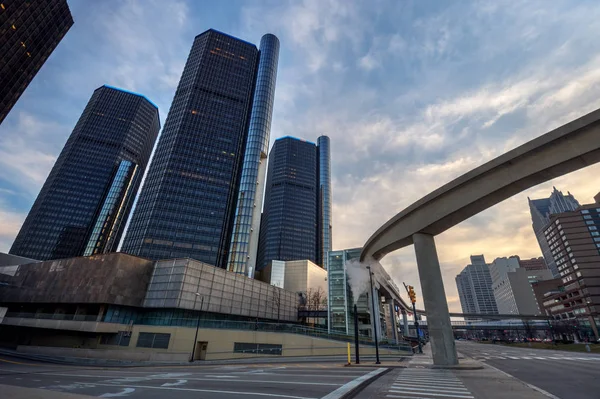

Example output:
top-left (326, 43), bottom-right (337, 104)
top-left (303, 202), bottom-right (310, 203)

top-left (345, 344), bottom-right (482, 369)
top-left (355, 346), bottom-right (555, 399)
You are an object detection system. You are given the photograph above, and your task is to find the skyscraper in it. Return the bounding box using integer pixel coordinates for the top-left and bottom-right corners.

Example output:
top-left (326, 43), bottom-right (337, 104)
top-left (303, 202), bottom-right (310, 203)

top-left (227, 34), bottom-right (279, 276)
top-left (122, 30), bottom-right (279, 270)
top-left (455, 255), bottom-right (498, 317)
top-left (0, 0), bottom-right (73, 125)
top-left (538, 196), bottom-right (600, 339)
top-left (10, 86), bottom-right (160, 260)
top-left (317, 135), bottom-right (332, 267)
top-left (256, 135), bottom-right (332, 271)
top-left (529, 187), bottom-right (580, 277)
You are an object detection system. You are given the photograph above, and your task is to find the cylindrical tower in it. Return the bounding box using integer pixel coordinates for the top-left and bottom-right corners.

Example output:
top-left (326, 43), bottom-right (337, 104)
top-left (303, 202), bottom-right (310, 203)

top-left (228, 34), bottom-right (280, 276)
top-left (318, 135), bottom-right (332, 267)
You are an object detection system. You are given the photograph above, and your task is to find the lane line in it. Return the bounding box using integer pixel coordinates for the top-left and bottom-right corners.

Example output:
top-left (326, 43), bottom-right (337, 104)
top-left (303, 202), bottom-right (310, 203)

top-left (74, 381), bottom-right (318, 399)
top-left (46, 373), bottom-right (342, 386)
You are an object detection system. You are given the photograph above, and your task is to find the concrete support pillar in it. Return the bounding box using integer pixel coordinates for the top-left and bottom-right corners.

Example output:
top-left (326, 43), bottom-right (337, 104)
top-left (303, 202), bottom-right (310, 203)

top-left (413, 233), bottom-right (458, 365)
top-left (402, 310), bottom-right (409, 337)
top-left (389, 301), bottom-right (398, 343)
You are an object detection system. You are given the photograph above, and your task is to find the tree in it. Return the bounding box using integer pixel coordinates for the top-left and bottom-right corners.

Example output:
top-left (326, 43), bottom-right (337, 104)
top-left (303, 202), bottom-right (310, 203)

top-left (304, 287), bottom-right (327, 326)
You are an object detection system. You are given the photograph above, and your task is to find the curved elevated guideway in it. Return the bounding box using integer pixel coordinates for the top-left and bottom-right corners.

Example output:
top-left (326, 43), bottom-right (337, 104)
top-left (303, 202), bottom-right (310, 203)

top-left (361, 109), bottom-right (600, 365)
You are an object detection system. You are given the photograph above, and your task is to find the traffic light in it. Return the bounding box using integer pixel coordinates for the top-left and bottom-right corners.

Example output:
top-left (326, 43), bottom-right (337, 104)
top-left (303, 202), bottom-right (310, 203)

top-left (408, 285), bottom-right (417, 304)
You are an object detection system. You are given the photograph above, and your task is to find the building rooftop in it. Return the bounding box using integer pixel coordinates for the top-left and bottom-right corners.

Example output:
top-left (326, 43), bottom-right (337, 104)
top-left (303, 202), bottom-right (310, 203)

top-left (100, 85), bottom-right (159, 110)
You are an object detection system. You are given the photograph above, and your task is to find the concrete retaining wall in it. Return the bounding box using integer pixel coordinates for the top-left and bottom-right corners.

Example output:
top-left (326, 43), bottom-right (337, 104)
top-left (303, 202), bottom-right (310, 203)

top-left (17, 325), bottom-right (410, 361)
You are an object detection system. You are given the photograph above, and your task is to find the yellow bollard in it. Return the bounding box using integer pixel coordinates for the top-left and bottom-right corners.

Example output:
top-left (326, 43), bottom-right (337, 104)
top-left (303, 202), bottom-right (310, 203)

top-left (347, 342), bottom-right (351, 365)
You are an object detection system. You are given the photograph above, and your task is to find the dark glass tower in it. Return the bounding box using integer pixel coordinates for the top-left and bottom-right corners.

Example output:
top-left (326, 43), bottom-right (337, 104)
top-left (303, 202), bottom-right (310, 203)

top-left (0, 0), bottom-right (73, 125)
top-left (122, 30), bottom-right (279, 270)
top-left (10, 86), bottom-right (160, 260)
top-left (256, 135), bottom-right (332, 271)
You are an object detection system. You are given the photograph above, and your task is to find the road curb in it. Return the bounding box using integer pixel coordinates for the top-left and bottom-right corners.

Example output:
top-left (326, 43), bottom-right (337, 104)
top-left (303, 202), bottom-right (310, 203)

top-left (321, 367), bottom-right (390, 399)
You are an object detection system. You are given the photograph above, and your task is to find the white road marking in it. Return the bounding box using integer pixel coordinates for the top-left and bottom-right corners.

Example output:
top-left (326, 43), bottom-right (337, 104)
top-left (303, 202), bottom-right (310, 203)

top-left (100, 388), bottom-right (136, 397)
top-left (389, 389), bottom-right (473, 398)
top-left (161, 379), bottom-right (187, 387)
top-left (45, 373), bottom-right (341, 386)
top-left (76, 382), bottom-right (318, 399)
top-left (392, 385), bottom-right (469, 393)
top-left (204, 375), bottom-right (239, 378)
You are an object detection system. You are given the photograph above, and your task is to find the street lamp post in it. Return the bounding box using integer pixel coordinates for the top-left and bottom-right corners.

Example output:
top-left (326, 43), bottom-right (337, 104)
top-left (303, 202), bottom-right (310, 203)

top-left (354, 303), bottom-right (360, 364)
top-left (190, 293), bottom-right (204, 362)
top-left (366, 266), bottom-right (380, 364)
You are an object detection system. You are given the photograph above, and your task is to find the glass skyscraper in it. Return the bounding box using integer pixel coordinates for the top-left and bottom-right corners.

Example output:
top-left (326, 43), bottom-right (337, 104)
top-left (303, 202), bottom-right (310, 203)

top-left (10, 86), bottom-right (160, 260)
top-left (227, 34), bottom-right (279, 276)
top-left (0, 0), bottom-right (73, 125)
top-left (122, 30), bottom-right (280, 271)
top-left (317, 135), bottom-right (332, 267)
top-left (256, 135), bottom-right (332, 271)
top-left (529, 187), bottom-right (580, 277)
top-left (455, 255), bottom-right (498, 318)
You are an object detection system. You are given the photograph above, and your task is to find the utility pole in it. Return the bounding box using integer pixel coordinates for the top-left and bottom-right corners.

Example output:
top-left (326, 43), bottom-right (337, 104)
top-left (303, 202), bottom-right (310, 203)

top-left (366, 265), bottom-right (380, 364)
top-left (354, 303), bottom-right (360, 364)
top-left (403, 283), bottom-right (422, 354)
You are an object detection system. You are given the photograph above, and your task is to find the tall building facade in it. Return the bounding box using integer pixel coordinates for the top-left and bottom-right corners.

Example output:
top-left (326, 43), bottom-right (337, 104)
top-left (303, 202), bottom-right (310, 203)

top-left (540, 198), bottom-right (600, 339)
top-left (227, 34), bottom-right (279, 276)
top-left (317, 135), bottom-right (332, 267)
top-left (489, 256), bottom-right (552, 315)
top-left (518, 256), bottom-right (547, 272)
top-left (122, 30), bottom-right (279, 270)
top-left (529, 187), bottom-right (580, 277)
top-left (0, 0), bottom-right (73, 124)
top-left (10, 86), bottom-right (160, 260)
top-left (256, 135), bottom-right (332, 271)
top-left (455, 255), bottom-right (498, 316)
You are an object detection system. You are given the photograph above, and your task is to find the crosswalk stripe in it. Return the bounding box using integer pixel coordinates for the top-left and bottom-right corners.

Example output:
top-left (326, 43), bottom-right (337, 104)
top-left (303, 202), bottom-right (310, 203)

top-left (396, 380), bottom-right (464, 387)
top-left (391, 385), bottom-right (469, 393)
top-left (386, 395), bottom-right (444, 399)
top-left (392, 383), bottom-right (467, 390)
top-left (389, 389), bottom-right (474, 398)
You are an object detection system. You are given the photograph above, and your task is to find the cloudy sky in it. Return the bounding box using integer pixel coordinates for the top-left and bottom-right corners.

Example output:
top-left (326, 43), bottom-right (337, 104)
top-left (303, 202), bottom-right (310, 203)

top-left (2, 0), bottom-right (600, 312)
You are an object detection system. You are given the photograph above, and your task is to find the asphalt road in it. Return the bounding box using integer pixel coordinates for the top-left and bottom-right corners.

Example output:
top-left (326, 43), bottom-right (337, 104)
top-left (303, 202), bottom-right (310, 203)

top-left (456, 341), bottom-right (600, 399)
top-left (0, 355), bottom-right (378, 399)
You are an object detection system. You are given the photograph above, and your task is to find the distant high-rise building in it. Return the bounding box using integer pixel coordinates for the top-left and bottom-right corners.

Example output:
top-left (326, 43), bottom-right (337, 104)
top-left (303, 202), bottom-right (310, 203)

top-left (455, 255), bottom-right (498, 317)
top-left (122, 30), bottom-right (279, 270)
top-left (256, 135), bottom-right (332, 271)
top-left (518, 256), bottom-right (547, 272)
top-left (489, 256), bottom-right (553, 315)
top-left (10, 86), bottom-right (160, 260)
top-left (529, 187), bottom-right (580, 277)
top-left (539, 196), bottom-right (600, 340)
top-left (0, 0), bottom-right (73, 125)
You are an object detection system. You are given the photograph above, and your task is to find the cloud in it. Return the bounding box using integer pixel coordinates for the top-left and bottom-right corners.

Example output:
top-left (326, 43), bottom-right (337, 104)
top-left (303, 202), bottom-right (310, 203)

top-left (4, 0), bottom-right (600, 315)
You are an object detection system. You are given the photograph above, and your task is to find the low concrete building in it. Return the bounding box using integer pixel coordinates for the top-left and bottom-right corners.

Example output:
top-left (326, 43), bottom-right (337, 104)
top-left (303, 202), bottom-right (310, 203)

top-left (0, 253), bottom-right (316, 361)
